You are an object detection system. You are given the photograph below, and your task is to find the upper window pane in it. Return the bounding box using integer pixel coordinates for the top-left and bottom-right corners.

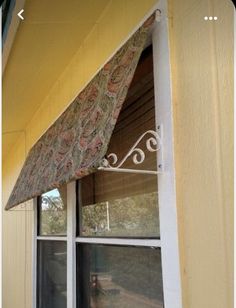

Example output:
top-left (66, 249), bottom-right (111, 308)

top-left (79, 172), bottom-right (159, 238)
top-left (78, 46), bottom-right (160, 238)
top-left (38, 185), bottom-right (67, 236)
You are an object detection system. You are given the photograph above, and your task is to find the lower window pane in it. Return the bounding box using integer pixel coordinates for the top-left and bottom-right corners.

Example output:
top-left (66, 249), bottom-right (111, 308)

top-left (77, 244), bottom-right (164, 308)
top-left (37, 241), bottom-right (67, 308)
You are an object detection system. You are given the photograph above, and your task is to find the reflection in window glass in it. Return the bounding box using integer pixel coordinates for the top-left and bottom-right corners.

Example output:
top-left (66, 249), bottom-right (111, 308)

top-left (80, 173), bottom-right (159, 237)
top-left (77, 244), bottom-right (164, 308)
top-left (37, 241), bottom-right (67, 308)
top-left (38, 185), bottom-right (67, 235)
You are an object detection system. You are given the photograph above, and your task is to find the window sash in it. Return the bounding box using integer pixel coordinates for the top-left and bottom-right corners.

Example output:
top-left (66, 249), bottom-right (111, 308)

top-left (75, 237), bottom-right (161, 247)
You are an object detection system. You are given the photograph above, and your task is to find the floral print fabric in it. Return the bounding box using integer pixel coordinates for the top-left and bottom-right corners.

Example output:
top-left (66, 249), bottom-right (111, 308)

top-left (6, 14), bottom-right (155, 210)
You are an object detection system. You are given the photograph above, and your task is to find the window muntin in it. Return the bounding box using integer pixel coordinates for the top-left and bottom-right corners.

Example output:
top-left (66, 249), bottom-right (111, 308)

top-left (77, 244), bottom-right (164, 308)
top-left (38, 185), bottom-right (67, 236)
top-left (37, 241), bottom-right (67, 308)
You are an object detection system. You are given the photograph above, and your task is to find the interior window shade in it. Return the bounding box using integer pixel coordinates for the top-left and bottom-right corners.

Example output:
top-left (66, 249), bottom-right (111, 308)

top-left (81, 46), bottom-right (157, 205)
top-left (5, 14), bottom-right (155, 210)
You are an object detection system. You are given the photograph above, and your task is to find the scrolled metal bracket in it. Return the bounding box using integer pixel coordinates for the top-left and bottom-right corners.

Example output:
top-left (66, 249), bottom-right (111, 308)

top-left (98, 125), bottom-right (164, 175)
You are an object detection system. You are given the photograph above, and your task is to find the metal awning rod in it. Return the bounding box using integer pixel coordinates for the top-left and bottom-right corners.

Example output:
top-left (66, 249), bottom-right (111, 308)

top-left (98, 166), bottom-right (159, 175)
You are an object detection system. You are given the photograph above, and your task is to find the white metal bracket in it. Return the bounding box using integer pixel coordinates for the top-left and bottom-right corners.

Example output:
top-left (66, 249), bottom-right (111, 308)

top-left (98, 126), bottom-right (164, 175)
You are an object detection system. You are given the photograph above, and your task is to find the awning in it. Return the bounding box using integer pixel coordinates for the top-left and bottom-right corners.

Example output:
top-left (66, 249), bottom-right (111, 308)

top-left (5, 14), bottom-right (155, 210)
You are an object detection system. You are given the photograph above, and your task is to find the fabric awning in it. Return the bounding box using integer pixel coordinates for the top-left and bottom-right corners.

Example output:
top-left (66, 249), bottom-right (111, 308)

top-left (5, 14), bottom-right (155, 210)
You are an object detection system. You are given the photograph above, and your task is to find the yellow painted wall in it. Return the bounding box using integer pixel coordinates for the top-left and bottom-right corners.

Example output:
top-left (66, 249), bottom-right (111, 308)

top-left (2, 0), bottom-right (234, 308)
top-left (169, 0), bottom-right (234, 307)
top-left (2, 137), bottom-right (33, 308)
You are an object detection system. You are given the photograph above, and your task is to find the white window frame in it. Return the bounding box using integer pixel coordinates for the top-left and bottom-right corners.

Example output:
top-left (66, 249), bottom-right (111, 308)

top-left (32, 1), bottom-right (182, 307)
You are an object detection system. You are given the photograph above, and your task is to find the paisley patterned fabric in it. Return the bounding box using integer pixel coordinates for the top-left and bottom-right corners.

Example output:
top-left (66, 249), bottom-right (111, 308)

top-left (5, 14), bottom-right (155, 210)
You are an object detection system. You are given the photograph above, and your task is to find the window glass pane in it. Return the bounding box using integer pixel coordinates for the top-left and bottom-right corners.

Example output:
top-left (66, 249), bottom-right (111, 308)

top-left (77, 244), bottom-right (163, 308)
top-left (37, 241), bottom-right (67, 308)
top-left (78, 46), bottom-right (160, 238)
top-left (38, 185), bottom-right (67, 235)
top-left (79, 173), bottom-right (159, 237)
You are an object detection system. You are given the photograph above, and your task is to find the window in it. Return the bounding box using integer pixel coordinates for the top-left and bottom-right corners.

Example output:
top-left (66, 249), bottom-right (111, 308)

top-left (75, 47), bottom-right (164, 307)
top-left (36, 185), bottom-right (67, 308)
top-left (34, 11), bottom-right (182, 308)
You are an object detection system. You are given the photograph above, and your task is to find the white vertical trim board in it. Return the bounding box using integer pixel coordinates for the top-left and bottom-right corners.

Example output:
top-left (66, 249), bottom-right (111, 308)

top-left (32, 199), bottom-right (38, 308)
top-left (67, 182), bottom-right (76, 308)
top-left (153, 1), bottom-right (183, 308)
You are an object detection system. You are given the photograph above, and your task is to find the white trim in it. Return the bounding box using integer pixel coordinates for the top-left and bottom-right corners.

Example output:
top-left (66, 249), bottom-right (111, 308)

top-left (76, 237), bottom-right (161, 247)
top-left (152, 1), bottom-right (183, 308)
top-left (67, 182), bottom-right (76, 308)
top-left (36, 236), bottom-right (67, 241)
top-left (32, 199), bottom-right (37, 308)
